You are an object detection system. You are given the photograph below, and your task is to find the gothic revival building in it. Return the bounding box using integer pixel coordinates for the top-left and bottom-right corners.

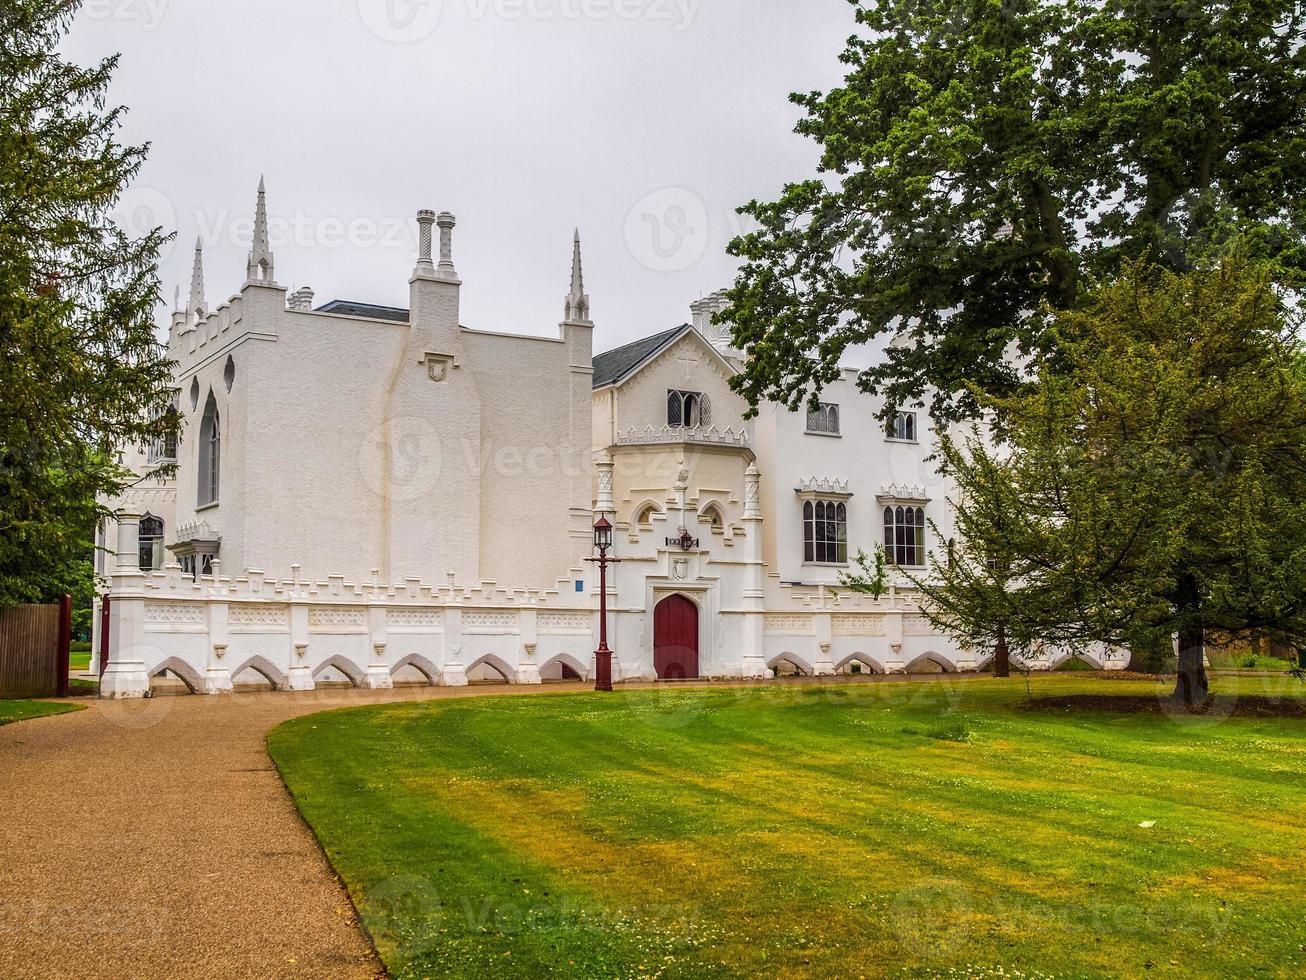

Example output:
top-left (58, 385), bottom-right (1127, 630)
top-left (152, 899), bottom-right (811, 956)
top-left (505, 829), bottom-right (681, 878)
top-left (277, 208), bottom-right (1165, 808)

top-left (94, 181), bottom-right (1123, 697)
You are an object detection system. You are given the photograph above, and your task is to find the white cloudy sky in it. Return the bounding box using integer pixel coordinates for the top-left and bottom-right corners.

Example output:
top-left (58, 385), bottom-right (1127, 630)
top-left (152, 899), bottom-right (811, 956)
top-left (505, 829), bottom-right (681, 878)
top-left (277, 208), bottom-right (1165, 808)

top-left (66, 0), bottom-right (856, 352)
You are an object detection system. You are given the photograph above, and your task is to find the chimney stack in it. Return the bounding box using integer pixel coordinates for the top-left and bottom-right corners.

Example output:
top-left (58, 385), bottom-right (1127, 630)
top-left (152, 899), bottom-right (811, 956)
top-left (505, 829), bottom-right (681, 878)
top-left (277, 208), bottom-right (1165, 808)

top-left (287, 286), bottom-right (315, 312)
top-left (690, 289), bottom-right (733, 350)
top-left (414, 209), bottom-right (436, 278)
top-left (436, 211), bottom-right (457, 280)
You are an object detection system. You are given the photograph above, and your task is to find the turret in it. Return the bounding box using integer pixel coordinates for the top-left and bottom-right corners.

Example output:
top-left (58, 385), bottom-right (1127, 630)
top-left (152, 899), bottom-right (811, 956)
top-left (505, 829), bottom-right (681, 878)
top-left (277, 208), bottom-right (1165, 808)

top-left (246, 176), bottom-right (276, 284)
top-left (563, 228), bottom-right (591, 324)
top-left (187, 237), bottom-right (206, 322)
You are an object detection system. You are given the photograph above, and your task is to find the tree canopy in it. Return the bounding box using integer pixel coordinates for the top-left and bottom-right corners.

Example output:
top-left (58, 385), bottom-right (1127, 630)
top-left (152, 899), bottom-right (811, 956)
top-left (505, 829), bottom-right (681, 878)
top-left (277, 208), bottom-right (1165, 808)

top-left (722, 0), bottom-right (1306, 422)
top-left (919, 256), bottom-right (1306, 701)
top-left (0, 0), bottom-right (176, 604)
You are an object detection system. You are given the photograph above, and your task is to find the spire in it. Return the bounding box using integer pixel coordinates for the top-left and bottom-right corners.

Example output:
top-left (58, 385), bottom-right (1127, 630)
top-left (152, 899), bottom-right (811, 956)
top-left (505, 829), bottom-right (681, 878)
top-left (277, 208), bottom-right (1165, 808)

top-left (188, 237), bottom-right (206, 318)
top-left (564, 227), bottom-right (590, 323)
top-left (246, 175), bottom-right (276, 284)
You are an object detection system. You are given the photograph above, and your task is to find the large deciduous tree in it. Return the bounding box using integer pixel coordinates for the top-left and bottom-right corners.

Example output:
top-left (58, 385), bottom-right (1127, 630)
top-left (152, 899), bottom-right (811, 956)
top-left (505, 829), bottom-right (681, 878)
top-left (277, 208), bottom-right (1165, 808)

top-left (921, 257), bottom-right (1306, 704)
top-left (722, 0), bottom-right (1306, 422)
top-left (0, 0), bottom-right (175, 604)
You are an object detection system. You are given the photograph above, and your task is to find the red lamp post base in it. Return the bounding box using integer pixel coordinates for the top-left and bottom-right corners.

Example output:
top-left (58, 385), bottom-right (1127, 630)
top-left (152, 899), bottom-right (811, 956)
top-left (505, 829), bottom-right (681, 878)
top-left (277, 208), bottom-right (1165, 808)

top-left (594, 648), bottom-right (613, 692)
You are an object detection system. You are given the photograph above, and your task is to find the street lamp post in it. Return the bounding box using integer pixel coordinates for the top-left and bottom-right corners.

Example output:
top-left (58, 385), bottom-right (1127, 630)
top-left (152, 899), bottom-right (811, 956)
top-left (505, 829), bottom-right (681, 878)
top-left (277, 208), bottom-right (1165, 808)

top-left (585, 516), bottom-right (621, 692)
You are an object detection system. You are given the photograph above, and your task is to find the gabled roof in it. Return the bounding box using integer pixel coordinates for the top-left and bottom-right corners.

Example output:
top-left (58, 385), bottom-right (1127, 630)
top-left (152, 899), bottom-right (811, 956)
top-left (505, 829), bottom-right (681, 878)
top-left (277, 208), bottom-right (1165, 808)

top-left (591, 325), bottom-right (690, 388)
top-left (315, 299), bottom-right (410, 323)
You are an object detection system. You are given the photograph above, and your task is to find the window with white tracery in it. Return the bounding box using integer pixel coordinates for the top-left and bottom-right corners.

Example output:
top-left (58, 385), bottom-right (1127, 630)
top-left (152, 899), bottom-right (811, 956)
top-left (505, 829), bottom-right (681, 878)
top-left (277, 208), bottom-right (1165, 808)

top-left (138, 515), bottom-right (164, 570)
top-left (667, 389), bottom-right (711, 427)
top-left (884, 504), bottom-right (926, 567)
top-left (886, 411), bottom-right (917, 441)
top-left (806, 402), bottom-right (840, 435)
top-left (198, 393), bottom-right (220, 507)
top-left (803, 499), bottom-right (848, 564)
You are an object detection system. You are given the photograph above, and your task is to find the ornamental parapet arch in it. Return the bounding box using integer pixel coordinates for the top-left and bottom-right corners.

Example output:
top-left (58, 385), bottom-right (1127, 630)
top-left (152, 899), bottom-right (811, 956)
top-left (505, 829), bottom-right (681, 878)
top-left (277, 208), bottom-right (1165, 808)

top-left (99, 564), bottom-right (594, 698)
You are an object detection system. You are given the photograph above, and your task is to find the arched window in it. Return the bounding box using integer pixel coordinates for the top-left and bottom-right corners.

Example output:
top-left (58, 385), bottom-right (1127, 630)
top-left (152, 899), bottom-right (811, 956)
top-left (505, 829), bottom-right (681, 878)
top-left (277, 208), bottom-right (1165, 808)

top-left (806, 402), bottom-right (840, 435)
top-left (635, 502), bottom-right (659, 526)
top-left (886, 411), bottom-right (917, 441)
top-left (138, 515), bottom-right (164, 570)
top-left (667, 389), bottom-right (711, 428)
top-left (147, 400), bottom-right (179, 464)
top-left (804, 499), bottom-right (847, 564)
top-left (884, 505), bottom-right (926, 567)
top-left (198, 393), bottom-right (220, 507)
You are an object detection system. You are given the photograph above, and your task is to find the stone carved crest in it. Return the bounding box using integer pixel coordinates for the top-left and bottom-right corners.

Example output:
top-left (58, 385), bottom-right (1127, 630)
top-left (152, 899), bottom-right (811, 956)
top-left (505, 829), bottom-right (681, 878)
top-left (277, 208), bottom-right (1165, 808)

top-left (422, 352), bottom-right (455, 383)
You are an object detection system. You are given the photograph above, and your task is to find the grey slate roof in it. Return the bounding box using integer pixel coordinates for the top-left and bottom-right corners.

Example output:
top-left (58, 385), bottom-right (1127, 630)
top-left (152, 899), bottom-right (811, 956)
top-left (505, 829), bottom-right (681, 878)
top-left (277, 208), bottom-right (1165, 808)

top-left (315, 299), bottom-right (410, 323)
top-left (591, 325), bottom-right (689, 389)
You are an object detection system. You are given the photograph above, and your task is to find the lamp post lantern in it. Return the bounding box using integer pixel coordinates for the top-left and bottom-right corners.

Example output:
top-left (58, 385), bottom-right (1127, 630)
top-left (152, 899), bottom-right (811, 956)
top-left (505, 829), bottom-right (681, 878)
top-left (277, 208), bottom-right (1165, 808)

top-left (585, 515), bottom-right (621, 692)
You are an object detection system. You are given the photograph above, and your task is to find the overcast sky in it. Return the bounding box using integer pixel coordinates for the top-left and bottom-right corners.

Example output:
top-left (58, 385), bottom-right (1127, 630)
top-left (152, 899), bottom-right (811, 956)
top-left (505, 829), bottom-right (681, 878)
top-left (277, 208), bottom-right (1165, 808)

top-left (66, 0), bottom-right (856, 352)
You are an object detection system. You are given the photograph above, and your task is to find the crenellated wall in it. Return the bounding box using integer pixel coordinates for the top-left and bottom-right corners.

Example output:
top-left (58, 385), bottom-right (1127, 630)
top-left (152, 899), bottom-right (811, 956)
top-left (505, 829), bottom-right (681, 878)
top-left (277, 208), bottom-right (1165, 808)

top-left (99, 506), bottom-right (1118, 697)
top-left (100, 519), bottom-right (595, 699)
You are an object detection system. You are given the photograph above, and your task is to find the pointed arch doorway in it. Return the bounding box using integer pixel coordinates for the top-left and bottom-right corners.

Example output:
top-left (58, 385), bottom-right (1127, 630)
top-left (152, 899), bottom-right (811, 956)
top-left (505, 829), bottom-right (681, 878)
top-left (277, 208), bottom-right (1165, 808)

top-left (653, 594), bottom-right (699, 679)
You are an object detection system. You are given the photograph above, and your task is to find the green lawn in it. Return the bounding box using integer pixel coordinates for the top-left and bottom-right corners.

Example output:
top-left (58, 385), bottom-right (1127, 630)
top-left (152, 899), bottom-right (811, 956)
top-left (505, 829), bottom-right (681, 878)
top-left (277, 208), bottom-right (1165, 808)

top-left (69, 640), bottom-right (92, 672)
top-left (0, 700), bottom-right (82, 725)
top-left (268, 675), bottom-right (1306, 978)
top-left (1207, 650), bottom-right (1299, 672)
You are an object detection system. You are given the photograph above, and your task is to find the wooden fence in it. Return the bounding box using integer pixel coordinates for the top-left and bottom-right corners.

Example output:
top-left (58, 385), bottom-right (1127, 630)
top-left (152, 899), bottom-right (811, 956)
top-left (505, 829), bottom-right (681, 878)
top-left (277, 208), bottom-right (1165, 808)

top-left (0, 597), bottom-right (72, 699)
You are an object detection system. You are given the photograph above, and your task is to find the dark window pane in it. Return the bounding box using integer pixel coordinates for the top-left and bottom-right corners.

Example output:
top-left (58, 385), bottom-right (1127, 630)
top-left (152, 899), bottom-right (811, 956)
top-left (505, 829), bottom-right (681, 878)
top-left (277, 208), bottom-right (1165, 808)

top-left (667, 391), bottom-right (682, 426)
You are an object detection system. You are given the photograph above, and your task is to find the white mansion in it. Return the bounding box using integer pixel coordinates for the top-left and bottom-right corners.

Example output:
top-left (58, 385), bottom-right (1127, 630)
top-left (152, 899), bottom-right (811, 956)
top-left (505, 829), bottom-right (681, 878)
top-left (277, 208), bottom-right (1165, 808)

top-left (94, 182), bottom-right (1122, 696)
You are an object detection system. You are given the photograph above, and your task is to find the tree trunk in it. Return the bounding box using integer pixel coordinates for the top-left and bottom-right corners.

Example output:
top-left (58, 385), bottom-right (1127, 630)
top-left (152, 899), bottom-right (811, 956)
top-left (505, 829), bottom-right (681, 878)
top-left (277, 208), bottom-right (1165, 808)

top-left (993, 629), bottom-right (1010, 678)
top-left (1171, 575), bottom-right (1209, 706)
top-left (1173, 627), bottom-right (1209, 706)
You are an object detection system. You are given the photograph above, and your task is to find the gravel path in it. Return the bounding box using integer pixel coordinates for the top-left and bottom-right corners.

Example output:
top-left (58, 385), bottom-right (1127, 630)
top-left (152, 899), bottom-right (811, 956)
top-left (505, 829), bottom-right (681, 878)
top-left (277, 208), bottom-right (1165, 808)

top-left (0, 683), bottom-right (586, 979)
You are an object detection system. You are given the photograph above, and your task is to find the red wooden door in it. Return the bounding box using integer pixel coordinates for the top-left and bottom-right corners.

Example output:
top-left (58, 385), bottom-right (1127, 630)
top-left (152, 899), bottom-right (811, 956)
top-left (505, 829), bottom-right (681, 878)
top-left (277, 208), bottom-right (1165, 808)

top-left (654, 595), bottom-right (699, 679)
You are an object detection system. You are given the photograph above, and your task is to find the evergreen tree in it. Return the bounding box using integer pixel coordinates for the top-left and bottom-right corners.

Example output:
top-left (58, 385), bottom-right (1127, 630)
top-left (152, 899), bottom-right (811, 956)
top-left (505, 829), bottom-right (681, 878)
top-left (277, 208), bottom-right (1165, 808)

top-left (922, 257), bottom-right (1306, 704)
top-left (0, 0), bottom-right (176, 604)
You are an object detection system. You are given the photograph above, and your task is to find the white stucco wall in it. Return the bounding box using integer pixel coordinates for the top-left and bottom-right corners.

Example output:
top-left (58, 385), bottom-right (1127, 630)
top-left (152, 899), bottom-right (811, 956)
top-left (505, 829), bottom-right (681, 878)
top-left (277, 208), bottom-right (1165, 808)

top-left (156, 216), bottom-right (594, 594)
top-left (752, 370), bottom-right (956, 587)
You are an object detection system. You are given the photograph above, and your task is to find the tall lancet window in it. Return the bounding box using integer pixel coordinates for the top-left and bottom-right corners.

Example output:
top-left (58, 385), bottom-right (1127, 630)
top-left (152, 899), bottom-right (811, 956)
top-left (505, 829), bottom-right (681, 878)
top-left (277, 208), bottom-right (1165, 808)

top-left (198, 393), bottom-right (220, 507)
top-left (884, 505), bottom-right (926, 567)
top-left (138, 515), bottom-right (164, 570)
